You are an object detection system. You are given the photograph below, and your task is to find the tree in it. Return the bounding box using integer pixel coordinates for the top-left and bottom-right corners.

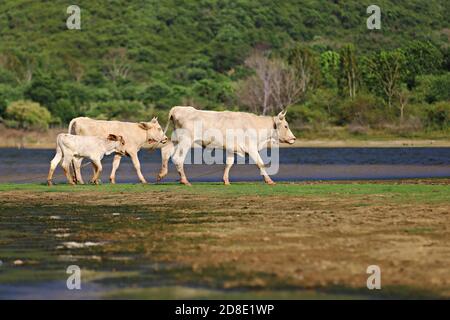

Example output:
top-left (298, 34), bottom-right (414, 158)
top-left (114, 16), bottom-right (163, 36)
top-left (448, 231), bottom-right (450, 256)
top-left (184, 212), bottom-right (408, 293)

top-left (396, 84), bottom-right (410, 123)
top-left (0, 52), bottom-right (35, 84)
top-left (103, 48), bottom-right (132, 82)
top-left (320, 50), bottom-right (340, 88)
top-left (64, 55), bottom-right (85, 83)
top-left (238, 49), bottom-right (309, 115)
top-left (339, 45), bottom-right (358, 99)
top-left (287, 46), bottom-right (321, 95)
top-left (403, 41), bottom-right (443, 87)
top-left (363, 49), bottom-right (406, 108)
top-left (242, 50), bottom-right (276, 115)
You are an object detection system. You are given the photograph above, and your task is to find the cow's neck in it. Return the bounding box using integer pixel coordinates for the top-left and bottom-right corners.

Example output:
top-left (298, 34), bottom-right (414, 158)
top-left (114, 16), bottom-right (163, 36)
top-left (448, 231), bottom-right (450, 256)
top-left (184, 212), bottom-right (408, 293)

top-left (256, 116), bottom-right (278, 149)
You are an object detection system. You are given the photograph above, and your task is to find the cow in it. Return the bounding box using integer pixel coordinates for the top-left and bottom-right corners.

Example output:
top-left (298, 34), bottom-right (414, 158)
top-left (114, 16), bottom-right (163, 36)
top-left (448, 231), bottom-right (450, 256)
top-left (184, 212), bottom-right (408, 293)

top-left (47, 133), bottom-right (127, 186)
top-left (68, 117), bottom-right (168, 184)
top-left (158, 106), bottom-right (296, 185)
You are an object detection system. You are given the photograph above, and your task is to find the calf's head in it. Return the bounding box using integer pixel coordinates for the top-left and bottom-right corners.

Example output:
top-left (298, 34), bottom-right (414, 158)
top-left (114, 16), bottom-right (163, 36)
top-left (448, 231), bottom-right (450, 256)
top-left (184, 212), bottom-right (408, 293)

top-left (274, 110), bottom-right (296, 144)
top-left (107, 134), bottom-right (127, 155)
top-left (139, 117), bottom-right (168, 144)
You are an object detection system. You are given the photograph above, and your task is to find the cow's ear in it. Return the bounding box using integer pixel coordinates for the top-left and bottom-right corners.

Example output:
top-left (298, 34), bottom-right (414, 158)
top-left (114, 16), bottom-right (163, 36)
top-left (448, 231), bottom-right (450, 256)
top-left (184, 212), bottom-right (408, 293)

top-left (151, 117), bottom-right (158, 123)
top-left (107, 134), bottom-right (118, 141)
top-left (138, 122), bottom-right (150, 130)
top-left (118, 135), bottom-right (125, 145)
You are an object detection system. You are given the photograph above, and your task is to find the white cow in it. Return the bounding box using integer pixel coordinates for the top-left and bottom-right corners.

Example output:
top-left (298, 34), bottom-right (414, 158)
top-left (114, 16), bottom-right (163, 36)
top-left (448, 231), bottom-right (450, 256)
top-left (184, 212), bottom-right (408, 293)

top-left (68, 117), bottom-right (168, 184)
top-left (158, 106), bottom-right (296, 185)
top-left (47, 133), bottom-right (127, 186)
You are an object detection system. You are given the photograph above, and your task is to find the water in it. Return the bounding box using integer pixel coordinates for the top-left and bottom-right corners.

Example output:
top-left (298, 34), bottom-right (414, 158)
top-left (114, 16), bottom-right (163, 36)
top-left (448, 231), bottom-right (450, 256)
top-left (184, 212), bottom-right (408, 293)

top-left (0, 147), bottom-right (449, 184)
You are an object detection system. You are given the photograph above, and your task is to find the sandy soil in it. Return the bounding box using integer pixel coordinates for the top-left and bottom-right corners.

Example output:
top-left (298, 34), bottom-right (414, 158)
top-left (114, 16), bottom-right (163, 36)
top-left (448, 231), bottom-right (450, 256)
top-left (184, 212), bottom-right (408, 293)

top-left (1, 181), bottom-right (449, 298)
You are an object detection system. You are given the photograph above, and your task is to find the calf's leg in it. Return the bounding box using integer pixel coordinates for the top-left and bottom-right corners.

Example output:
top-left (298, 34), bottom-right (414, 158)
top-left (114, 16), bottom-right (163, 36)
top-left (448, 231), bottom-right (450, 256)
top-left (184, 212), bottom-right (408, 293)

top-left (110, 154), bottom-right (122, 184)
top-left (47, 146), bottom-right (63, 186)
top-left (90, 158), bottom-right (102, 185)
top-left (62, 157), bottom-right (75, 185)
top-left (72, 158), bottom-right (84, 184)
top-left (157, 141), bottom-right (174, 182)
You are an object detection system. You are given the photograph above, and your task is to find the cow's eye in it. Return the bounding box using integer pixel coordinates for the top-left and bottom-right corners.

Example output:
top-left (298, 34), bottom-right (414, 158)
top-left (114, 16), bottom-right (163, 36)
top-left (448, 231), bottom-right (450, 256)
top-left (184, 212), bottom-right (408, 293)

top-left (285, 125), bottom-right (288, 128)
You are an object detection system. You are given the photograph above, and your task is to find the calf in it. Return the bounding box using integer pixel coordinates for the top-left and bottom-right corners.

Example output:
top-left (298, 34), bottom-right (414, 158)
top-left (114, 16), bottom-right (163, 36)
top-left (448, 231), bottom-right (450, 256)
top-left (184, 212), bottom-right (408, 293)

top-left (47, 133), bottom-right (126, 186)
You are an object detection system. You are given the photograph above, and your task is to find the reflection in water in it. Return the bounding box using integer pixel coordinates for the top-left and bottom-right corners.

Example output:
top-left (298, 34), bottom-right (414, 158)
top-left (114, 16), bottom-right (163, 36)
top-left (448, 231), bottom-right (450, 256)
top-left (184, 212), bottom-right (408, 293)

top-left (0, 147), bottom-right (449, 183)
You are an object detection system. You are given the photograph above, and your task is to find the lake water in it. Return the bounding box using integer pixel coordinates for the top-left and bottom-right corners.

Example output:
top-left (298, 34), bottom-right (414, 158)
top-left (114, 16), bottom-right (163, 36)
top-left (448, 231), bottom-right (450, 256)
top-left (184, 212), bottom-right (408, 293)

top-left (0, 147), bottom-right (449, 184)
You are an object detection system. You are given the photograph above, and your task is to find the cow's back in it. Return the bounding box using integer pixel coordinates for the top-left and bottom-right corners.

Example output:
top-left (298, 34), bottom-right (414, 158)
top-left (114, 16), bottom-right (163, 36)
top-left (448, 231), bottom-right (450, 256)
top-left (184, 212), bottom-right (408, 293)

top-left (171, 107), bottom-right (270, 132)
top-left (69, 117), bottom-right (146, 151)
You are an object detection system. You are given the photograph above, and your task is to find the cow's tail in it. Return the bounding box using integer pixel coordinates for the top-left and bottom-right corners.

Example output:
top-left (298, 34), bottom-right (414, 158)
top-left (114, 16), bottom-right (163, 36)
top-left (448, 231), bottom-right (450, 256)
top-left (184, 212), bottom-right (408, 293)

top-left (68, 118), bottom-right (77, 134)
top-left (163, 108), bottom-right (175, 135)
top-left (67, 118), bottom-right (78, 183)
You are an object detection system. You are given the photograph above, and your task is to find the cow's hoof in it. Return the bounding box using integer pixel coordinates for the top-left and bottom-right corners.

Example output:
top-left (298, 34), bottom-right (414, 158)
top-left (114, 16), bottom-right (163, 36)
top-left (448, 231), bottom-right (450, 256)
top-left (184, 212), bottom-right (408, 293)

top-left (223, 181), bottom-right (231, 186)
top-left (47, 181), bottom-right (53, 186)
top-left (265, 180), bottom-right (276, 185)
top-left (180, 180), bottom-right (192, 186)
top-left (110, 178), bottom-right (116, 184)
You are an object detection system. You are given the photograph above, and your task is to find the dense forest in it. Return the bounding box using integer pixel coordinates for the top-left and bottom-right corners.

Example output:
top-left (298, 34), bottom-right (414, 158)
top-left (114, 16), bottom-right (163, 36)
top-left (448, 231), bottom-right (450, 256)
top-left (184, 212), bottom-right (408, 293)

top-left (0, 0), bottom-right (449, 138)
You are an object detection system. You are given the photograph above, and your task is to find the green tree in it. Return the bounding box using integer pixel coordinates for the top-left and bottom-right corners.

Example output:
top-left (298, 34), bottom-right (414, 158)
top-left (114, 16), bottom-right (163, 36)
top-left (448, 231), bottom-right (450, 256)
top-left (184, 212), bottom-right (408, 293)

top-left (403, 41), bottom-right (443, 87)
top-left (339, 45), bottom-right (358, 99)
top-left (363, 49), bottom-right (406, 108)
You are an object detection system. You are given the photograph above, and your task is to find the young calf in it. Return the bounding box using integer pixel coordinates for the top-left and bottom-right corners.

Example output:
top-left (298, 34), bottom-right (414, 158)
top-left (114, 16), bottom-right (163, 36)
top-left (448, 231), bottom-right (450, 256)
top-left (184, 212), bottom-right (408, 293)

top-left (47, 133), bottom-right (126, 186)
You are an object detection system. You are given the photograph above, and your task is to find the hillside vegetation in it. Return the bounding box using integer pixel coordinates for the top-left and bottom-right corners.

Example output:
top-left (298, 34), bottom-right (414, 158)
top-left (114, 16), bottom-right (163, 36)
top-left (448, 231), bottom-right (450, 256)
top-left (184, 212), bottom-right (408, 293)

top-left (0, 0), bottom-right (449, 138)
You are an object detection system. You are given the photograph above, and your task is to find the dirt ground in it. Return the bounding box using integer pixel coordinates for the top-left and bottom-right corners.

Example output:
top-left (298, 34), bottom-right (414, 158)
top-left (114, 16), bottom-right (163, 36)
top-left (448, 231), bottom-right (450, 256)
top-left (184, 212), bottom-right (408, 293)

top-left (1, 181), bottom-right (449, 298)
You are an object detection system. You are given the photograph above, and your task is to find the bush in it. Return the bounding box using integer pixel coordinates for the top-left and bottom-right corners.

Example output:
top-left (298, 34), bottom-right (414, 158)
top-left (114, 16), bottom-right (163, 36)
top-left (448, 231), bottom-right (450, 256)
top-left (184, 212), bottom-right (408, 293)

top-left (337, 94), bottom-right (389, 126)
top-left (4, 100), bottom-right (52, 130)
top-left (413, 73), bottom-right (450, 103)
top-left (86, 100), bottom-right (148, 121)
top-left (425, 102), bottom-right (450, 130)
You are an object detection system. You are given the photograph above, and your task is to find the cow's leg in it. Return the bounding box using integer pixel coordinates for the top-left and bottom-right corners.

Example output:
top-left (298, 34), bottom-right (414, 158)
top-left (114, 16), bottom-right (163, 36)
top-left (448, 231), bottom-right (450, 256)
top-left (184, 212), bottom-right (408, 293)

top-left (62, 157), bottom-right (75, 185)
top-left (248, 149), bottom-right (275, 185)
top-left (73, 158), bottom-right (84, 184)
top-left (172, 138), bottom-right (191, 186)
top-left (157, 141), bottom-right (174, 182)
top-left (129, 151), bottom-right (147, 184)
top-left (110, 154), bottom-right (122, 184)
top-left (223, 151), bottom-right (234, 185)
top-left (47, 147), bottom-right (63, 186)
top-left (90, 158), bottom-right (102, 185)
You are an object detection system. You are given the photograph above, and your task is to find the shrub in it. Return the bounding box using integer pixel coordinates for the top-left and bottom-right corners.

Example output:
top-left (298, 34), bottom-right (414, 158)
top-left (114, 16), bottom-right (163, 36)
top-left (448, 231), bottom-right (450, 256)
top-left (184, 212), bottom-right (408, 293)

top-left (425, 102), bottom-right (450, 130)
top-left (4, 100), bottom-right (52, 130)
top-left (337, 94), bottom-right (388, 126)
top-left (413, 73), bottom-right (450, 103)
top-left (86, 100), bottom-right (148, 121)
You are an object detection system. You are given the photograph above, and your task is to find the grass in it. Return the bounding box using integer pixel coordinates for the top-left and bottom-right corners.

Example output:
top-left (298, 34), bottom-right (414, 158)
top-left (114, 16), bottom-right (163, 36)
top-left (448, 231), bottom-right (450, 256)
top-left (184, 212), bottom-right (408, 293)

top-left (0, 181), bottom-right (448, 202)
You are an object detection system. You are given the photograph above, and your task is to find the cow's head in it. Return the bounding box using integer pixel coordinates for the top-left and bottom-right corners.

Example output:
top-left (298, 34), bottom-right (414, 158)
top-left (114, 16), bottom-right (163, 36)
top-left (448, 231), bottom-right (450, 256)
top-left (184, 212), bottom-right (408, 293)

top-left (139, 117), bottom-right (168, 144)
top-left (274, 110), bottom-right (296, 144)
top-left (107, 134), bottom-right (127, 155)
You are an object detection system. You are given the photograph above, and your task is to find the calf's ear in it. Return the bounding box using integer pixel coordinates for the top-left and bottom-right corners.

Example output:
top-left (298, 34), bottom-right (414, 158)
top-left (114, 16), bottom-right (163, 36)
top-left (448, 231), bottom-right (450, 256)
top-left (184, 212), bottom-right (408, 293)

top-left (107, 134), bottom-right (118, 141)
top-left (138, 122), bottom-right (150, 130)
